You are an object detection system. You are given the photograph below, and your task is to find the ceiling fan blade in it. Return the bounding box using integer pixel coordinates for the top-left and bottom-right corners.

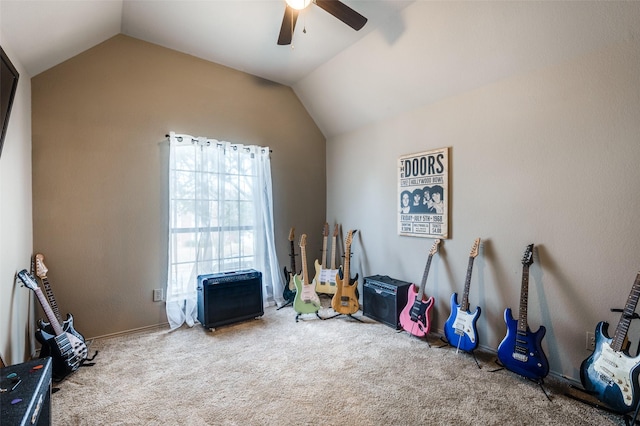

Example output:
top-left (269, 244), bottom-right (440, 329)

top-left (277, 5), bottom-right (299, 45)
top-left (315, 0), bottom-right (367, 31)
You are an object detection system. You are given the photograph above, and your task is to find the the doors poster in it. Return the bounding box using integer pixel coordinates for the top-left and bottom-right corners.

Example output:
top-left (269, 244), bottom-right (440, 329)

top-left (398, 147), bottom-right (449, 238)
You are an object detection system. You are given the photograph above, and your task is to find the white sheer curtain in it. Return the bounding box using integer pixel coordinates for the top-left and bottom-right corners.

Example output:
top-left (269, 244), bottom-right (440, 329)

top-left (166, 132), bottom-right (284, 330)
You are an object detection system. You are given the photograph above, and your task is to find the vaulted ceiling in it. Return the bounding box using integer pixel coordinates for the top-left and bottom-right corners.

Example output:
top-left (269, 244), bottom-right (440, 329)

top-left (2, 1), bottom-right (638, 138)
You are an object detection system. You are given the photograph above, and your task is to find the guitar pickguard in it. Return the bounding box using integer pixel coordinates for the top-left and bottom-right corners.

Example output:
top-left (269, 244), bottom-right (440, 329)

top-left (399, 285), bottom-right (434, 337)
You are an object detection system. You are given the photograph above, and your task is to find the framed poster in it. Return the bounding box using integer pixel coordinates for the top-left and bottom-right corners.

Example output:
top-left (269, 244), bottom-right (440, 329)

top-left (398, 147), bottom-right (449, 238)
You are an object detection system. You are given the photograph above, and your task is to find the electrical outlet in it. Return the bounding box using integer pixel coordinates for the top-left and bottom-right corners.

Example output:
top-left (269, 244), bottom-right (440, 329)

top-left (153, 288), bottom-right (164, 302)
top-left (586, 331), bottom-right (595, 350)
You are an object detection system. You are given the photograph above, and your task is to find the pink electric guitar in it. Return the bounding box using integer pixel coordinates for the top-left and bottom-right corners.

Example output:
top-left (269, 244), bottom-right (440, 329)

top-left (399, 239), bottom-right (441, 337)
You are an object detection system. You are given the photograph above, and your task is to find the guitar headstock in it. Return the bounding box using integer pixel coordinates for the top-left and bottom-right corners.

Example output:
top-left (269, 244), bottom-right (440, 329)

top-left (333, 224), bottom-right (339, 238)
top-left (17, 269), bottom-right (39, 291)
top-left (469, 238), bottom-right (481, 258)
top-left (299, 233), bottom-right (307, 248)
top-left (288, 227), bottom-right (295, 242)
top-left (429, 239), bottom-right (441, 255)
top-left (345, 230), bottom-right (354, 247)
top-left (323, 222), bottom-right (329, 237)
top-left (522, 244), bottom-right (534, 266)
top-left (35, 253), bottom-right (48, 279)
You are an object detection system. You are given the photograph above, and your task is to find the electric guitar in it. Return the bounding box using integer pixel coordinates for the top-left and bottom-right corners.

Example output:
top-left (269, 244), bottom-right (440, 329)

top-left (282, 227), bottom-right (297, 304)
top-left (580, 272), bottom-right (640, 413)
top-left (35, 253), bottom-right (86, 343)
top-left (444, 238), bottom-right (481, 352)
top-left (399, 239), bottom-right (440, 337)
top-left (331, 230), bottom-right (359, 315)
top-left (314, 222), bottom-right (335, 295)
top-left (293, 234), bottom-right (322, 314)
top-left (497, 244), bottom-right (549, 381)
top-left (18, 269), bottom-right (87, 381)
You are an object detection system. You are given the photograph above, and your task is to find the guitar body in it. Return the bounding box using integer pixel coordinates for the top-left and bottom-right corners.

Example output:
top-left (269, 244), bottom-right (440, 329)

top-left (580, 321), bottom-right (640, 413)
top-left (444, 292), bottom-right (481, 352)
top-left (39, 313), bottom-right (85, 343)
top-left (331, 273), bottom-right (359, 314)
top-left (497, 308), bottom-right (549, 381)
top-left (315, 260), bottom-right (336, 295)
top-left (36, 325), bottom-right (87, 381)
top-left (282, 266), bottom-right (296, 303)
top-left (293, 274), bottom-right (321, 314)
top-left (399, 284), bottom-right (434, 337)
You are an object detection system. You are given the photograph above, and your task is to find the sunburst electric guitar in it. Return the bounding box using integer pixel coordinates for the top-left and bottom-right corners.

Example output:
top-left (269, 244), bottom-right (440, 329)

top-left (18, 269), bottom-right (88, 381)
top-left (497, 244), bottom-right (549, 381)
top-left (580, 272), bottom-right (640, 413)
top-left (293, 234), bottom-right (322, 315)
top-left (314, 222), bottom-right (335, 295)
top-left (399, 239), bottom-right (440, 337)
top-left (34, 253), bottom-right (86, 343)
top-left (282, 227), bottom-right (298, 304)
top-left (331, 230), bottom-right (359, 315)
top-left (444, 238), bottom-right (481, 352)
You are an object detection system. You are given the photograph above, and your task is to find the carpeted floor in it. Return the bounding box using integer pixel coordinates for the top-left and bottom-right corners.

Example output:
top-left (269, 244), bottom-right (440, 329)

top-left (51, 300), bottom-right (628, 425)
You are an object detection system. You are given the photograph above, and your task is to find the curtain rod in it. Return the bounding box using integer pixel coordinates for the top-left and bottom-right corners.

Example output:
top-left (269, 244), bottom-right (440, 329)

top-left (165, 134), bottom-right (272, 153)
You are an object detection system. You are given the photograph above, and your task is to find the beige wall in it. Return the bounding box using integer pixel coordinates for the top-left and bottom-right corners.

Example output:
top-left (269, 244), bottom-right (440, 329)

top-left (31, 35), bottom-right (326, 339)
top-left (0, 35), bottom-right (34, 366)
top-left (325, 37), bottom-right (640, 382)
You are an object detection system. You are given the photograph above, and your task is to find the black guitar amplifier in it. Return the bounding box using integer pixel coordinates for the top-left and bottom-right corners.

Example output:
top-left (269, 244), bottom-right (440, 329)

top-left (363, 275), bottom-right (411, 329)
top-left (197, 269), bottom-right (263, 330)
top-left (0, 357), bottom-right (52, 426)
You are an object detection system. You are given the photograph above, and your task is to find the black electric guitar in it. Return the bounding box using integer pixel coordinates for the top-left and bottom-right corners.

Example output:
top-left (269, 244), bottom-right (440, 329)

top-left (497, 244), bottom-right (549, 381)
top-left (282, 227), bottom-right (298, 304)
top-left (35, 253), bottom-right (86, 343)
top-left (18, 269), bottom-right (87, 381)
top-left (580, 272), bottom-right (640, 413)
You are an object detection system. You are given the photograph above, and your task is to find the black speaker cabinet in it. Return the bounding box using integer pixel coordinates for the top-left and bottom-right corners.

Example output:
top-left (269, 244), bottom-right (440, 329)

top-left (0, 357), bottom-right (52, 426)
top-left (363, 275), bottom-right (411, 329)
top-left (197, 269), bottom-right (263, 330)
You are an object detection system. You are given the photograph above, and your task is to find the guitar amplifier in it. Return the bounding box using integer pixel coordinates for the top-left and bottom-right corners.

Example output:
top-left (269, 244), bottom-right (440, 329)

top-left (0, 357), bottom-right (52, 426)
top-left (363, 275), bottom-right (411, 329)
top-left (197, 269), bottom-right (263, 330)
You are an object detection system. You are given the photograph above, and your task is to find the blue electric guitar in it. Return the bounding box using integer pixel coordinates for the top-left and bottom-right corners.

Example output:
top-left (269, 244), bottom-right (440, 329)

top-left (580, 272), bottom-right (640, 413)
top-left (497, 244), bottom-right (549, 381)
top-left (444, 238), bottom-right (481, 353)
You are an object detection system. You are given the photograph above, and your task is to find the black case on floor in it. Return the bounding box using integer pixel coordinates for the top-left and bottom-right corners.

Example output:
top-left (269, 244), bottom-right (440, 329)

top-left (363, 275), bottom-right (411, 329)
top-left (0, 357), bottom-right (52, 426)
top-left (197, 269), bottom-right (263, 329)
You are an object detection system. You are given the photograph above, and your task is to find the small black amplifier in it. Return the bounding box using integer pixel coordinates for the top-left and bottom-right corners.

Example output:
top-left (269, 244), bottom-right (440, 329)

top-left (0, 357), bottom-right (52, 426)
top-left (197, 269), bottom-right (263, 330)
top-left (363, 275), bottom-right (411, 329)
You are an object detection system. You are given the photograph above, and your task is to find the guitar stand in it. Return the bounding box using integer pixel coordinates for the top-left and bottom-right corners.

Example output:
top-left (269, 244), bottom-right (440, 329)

top-left (295, 312), bottom-right (324, 322)
top-left (489, 359), bottom-right (552, 401)
top-left (277, 299), bottom-right (293, 310)
top-left (565, 385), bottom-right (640, 425)
top-left (436, 337), bottom-right (481, 368)
top-left (323, 313), bottom-right (364, 323)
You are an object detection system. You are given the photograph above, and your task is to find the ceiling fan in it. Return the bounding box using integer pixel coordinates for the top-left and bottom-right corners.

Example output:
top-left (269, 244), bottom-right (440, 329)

top-left (277, 0), bottom-right (368, 46)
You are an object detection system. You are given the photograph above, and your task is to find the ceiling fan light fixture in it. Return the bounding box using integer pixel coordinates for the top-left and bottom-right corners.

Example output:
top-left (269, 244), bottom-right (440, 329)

top-left (286, 0), bottom-right (312, 11)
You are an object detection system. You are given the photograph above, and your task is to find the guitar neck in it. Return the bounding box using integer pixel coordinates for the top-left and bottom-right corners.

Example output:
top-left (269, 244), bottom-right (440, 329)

top-left (301, 245), bottom-right (309, 284)
top-left (34, 286), bottom-right (64, 336)
top-left (330, 237), bottom-right (337, 269)
top-left (517, 265), bottom-right (530, 333)
top-left (321, 236), bottom-right (328, 268)
top-left (460, 256), bottom-right (475, 311)
top-left (416, 255), bottom-right (433, 300)
top-left (289, 240), bottom-right (296, 273)
top-left (612, 272), bottom-right (640, 352)
top-left (42, 277), bottom-right (63, 324)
